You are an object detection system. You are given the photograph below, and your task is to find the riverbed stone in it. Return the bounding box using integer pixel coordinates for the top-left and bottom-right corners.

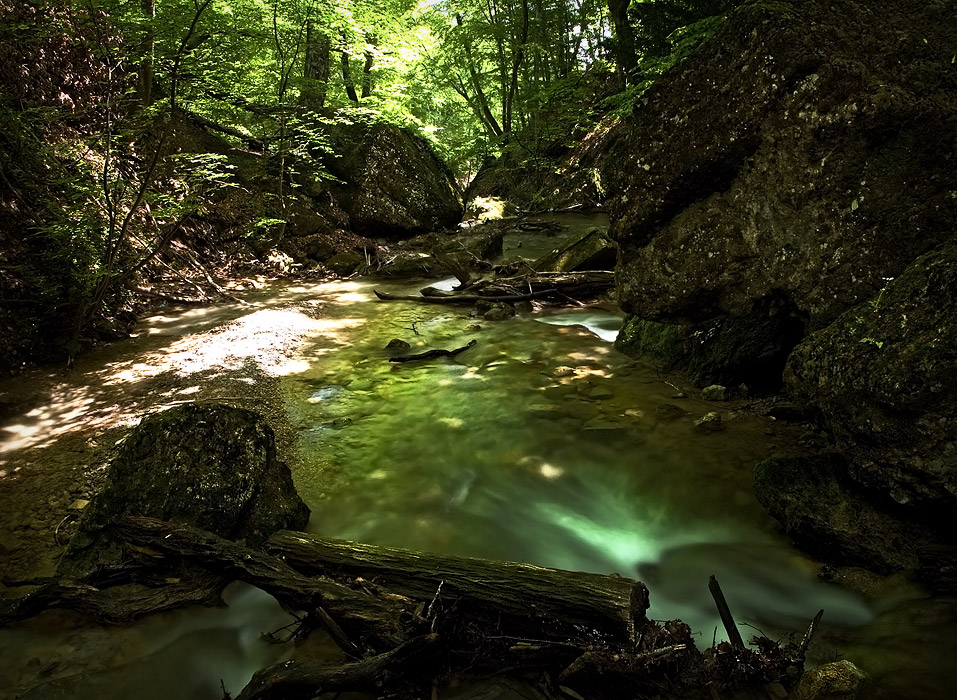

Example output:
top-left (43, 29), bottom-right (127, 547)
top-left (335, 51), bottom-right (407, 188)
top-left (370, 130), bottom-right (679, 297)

top-left (694, 412), bottom-right (724, 434)
top-left (701, 385), bottom-right (728, 402)
top-left (59, 404), bottom-right (310, 578)
top-left (790, 660), bottom-right (868, 700)
top-left (656, 403), bottom-right (688, 422)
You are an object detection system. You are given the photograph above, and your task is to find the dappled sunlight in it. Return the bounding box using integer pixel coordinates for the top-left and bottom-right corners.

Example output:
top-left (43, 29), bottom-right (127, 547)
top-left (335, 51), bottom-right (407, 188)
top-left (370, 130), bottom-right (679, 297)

top-left (0, 293), bottom-right (367, 460)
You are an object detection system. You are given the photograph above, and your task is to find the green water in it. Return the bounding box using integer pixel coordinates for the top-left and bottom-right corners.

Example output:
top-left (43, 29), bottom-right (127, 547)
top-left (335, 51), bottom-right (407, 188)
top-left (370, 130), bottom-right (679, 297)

top-left (283, 277), bottom-right (874, 645)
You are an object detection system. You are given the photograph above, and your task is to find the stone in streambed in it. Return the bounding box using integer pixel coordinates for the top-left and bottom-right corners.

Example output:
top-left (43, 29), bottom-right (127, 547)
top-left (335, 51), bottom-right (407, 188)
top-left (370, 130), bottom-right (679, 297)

top-left (58, 404), bottom-right (309, 578)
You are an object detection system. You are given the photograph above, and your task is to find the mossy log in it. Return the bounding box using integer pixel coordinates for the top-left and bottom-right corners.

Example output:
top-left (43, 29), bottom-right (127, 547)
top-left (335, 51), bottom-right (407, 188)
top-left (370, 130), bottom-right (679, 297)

top-left (266, 530), bottom-right (648, 646)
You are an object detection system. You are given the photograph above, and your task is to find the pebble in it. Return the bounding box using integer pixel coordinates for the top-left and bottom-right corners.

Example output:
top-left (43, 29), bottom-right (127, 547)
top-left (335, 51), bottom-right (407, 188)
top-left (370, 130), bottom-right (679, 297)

top-left (69, 499), bottom-right (90, 511)
top-left (385, 338), bottom-right (411, 350)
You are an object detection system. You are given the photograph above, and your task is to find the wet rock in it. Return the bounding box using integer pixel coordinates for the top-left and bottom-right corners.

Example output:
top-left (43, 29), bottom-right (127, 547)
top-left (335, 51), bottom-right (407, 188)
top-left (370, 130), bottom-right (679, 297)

top-left (790, 660), bottom-right (868, 700)
top-left (785, 242), bottom-right (957, 509)
top-left (481, 303), bottom-right (515, 321)
top-left (694, 412), bottom-right (724, 434)
top-left (385, 339), bottom-right (411, 351)
top-left (532, 226), bottom-right (617, 273)
top-left (68, 499), bottom-right (89, 511)
top-left (323, 119), bottom-right (463, 237)
top-left (59, 404), bottom-right (309, 578)
top-left (701, 385), bottom-right (728, 402)
top-left (325, 251), bottom-right (363, 277)
top-left (0, 529), bottom-right (21, 554)
top-left (753, 453), bottom-right (948, 574)
top-left (656, 403), bottom-right (688, 422)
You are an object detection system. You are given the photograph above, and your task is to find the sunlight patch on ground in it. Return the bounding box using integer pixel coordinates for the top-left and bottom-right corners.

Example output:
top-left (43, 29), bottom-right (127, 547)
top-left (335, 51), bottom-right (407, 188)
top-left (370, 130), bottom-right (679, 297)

top-left (0, 305), bottom-right (363, 456)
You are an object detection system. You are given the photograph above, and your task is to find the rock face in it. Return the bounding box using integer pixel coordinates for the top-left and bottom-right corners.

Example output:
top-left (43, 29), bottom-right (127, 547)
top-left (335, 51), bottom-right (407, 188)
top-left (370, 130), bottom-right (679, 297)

top-left (754, 454), bottom-right (938, 574)
top-left (785, 242), bottom-right (957, 509)
top-left (60, 404), bottom-right (310, 576)
top-left (604, 0), bottom-right (955, 356)
top-left (324, 120), bottom-right (463, 237)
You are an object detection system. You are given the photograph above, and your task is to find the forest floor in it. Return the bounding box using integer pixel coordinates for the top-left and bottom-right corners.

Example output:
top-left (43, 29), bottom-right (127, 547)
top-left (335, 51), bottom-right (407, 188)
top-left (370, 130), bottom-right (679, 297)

top-left (0, 279), bottom-right (333, 585)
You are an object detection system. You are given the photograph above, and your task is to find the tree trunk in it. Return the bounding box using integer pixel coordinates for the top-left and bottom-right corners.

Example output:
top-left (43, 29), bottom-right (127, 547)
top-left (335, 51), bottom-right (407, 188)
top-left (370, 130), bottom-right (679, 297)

top-left (137, 0), bottom-right (155, 106)
top-left (301, 19), bottom-right (331, 109)
top-left (455, 14), bottom-right (504, 137)
top-left (608, 0), bottom-right (638, 82)
top-left (341, 51), bottom-right (360, 103)
top-left (266, 530), bottom-right (647, 645)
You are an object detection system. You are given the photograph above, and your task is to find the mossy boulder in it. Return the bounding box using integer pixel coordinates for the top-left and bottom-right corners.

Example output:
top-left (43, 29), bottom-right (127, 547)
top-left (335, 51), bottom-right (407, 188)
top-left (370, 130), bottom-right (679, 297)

top-left (790, 660), bottom-right (869, 700)
top-left (323, 119), bottom-right (463, 237)
top-left (59, 404), bottom-right (309, 577)
top-left (784, 241), bottom-right (957, 509)
top-left (603, 0), bottom-right (956, 367)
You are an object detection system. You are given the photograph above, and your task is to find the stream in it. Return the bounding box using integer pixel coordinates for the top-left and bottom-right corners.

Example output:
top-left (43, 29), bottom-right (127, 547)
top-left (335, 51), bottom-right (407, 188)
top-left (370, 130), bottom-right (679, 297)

top-left (1, 216), bottom-right (955, 699)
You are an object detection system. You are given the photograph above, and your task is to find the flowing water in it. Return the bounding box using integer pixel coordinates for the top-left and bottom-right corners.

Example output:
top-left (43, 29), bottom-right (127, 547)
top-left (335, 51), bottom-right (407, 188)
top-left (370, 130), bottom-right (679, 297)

top-left (1, 217), bottom-right (955, 699)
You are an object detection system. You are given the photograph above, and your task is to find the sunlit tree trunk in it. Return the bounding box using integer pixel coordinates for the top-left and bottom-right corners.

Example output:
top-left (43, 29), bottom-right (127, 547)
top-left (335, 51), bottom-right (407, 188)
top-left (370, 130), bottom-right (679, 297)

top-left (341, 50), bottom-right (360, 103)
top-left (301, 19), bottom-right (331, 109)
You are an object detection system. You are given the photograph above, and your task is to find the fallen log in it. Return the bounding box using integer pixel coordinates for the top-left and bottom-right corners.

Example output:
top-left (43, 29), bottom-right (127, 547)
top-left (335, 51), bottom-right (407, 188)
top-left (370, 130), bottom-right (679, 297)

top-left (266, 530), bottom-right (647, 646)
top-left (374, 288), bottom-right (559, 304)
top-left (374, 271), bottom-right (615, 306)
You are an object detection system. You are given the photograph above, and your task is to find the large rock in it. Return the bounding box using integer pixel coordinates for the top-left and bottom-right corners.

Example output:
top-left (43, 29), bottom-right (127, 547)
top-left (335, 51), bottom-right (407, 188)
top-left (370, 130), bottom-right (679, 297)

top-left (532, 226), bottom-right (617, 272)
top-left (324, 119), bottom-right (463, 237)
top-left (60, 404), bottom-right (310, 576)
top-left (754, 454), bottom-right (931, 573)
top-left (604, 0), bottom-right (956, 336)
top-left (784, 242), bottom-right (957, 509)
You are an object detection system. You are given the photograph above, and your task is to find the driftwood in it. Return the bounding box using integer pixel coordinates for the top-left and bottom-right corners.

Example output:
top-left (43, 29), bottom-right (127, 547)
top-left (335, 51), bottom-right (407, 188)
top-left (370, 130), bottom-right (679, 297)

top-left (1, 516), bottom-right (819, 699)
top-left (389, 339), bottom-right (477, 363)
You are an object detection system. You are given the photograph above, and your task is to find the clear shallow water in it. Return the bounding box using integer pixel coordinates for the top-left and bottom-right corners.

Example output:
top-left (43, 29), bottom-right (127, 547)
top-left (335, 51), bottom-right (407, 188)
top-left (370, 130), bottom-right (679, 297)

top-left (284, 278), bottom-right (872, 641)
